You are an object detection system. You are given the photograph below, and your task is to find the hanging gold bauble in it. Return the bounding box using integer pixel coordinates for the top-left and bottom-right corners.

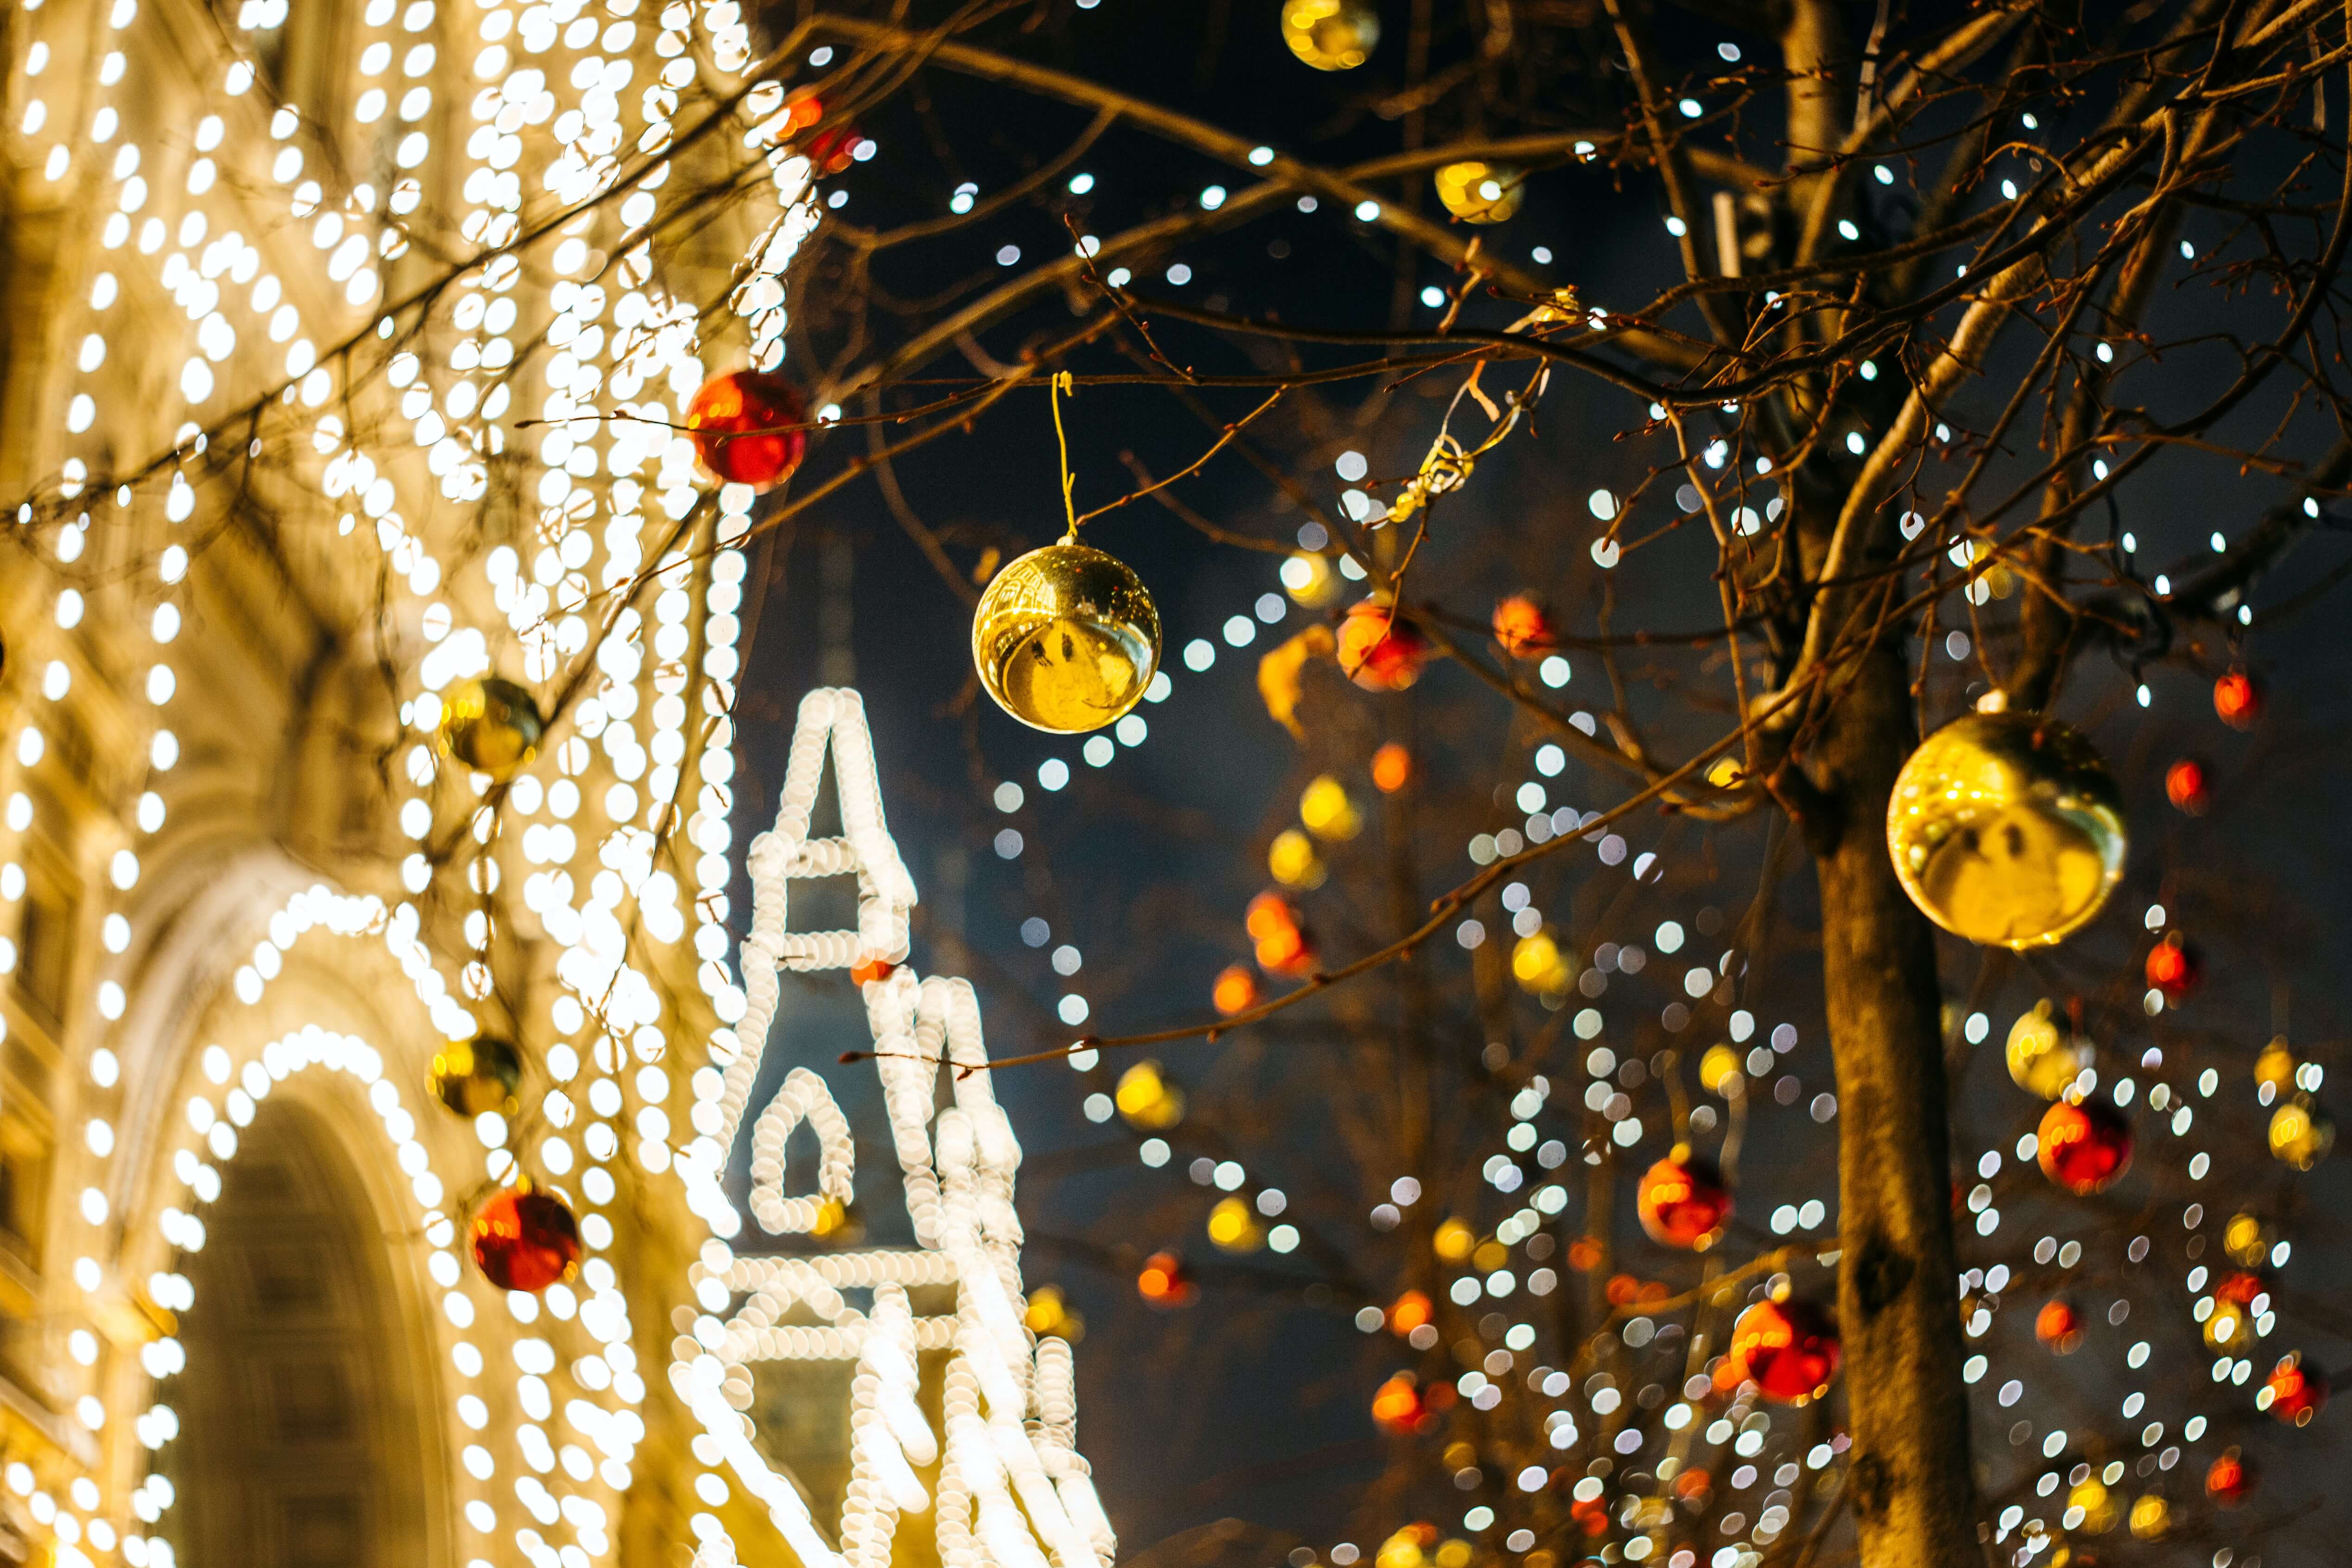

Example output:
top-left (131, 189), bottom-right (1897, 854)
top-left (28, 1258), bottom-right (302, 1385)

top-left (1281, 0), bottom-right (1378, 70)
top-left (809, 1196), bottom-right (865, 1244)
top-left (1510, 929), bottom-right (1574, 996)
top-left (2224, 1211), bottom-right (2275, 1266)
top-left (2006, 999), bottom-right (2089, 1099)
top-left (2255, 1036), bottom-right (2297, 1094)
top-left (2067, 1477), bottom-right (2117, 1534)
top-left (440, 675), bottom-right (546, 781)
top-left (1434, 161), bottom-right (1525, 224)
top-left (1115, 1060), bottom-right (1186, 1130)
top-left (429, 1034), bottom-right (524, 1117)
top-left (1886, 712), bottom-right (2127, 948)
top-left (2127, 1495), bottom-right (2170, 1540)
top-left (2268, 1095), bottom-right (2334, 1170)
top-left (972, 539), bottom-right (1160, 733)
top-left (1206, 1194), bottom-right (1266, 1253)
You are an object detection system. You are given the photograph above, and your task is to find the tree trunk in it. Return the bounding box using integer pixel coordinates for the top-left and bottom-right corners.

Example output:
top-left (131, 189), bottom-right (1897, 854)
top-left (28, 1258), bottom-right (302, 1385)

top-left (1810, 645), bottom-right (1980, 1568)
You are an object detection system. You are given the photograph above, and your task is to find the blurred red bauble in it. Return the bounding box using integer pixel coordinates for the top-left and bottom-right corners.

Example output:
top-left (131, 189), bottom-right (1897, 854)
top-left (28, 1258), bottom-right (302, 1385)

top-left (2144, 932), bottom-right (2200, 1000)
top-left (1728, 1297), bottom-right (1840, 1403)
top-left (1491, 595), bottom-right (1556, 658)
top-left (850, 955), bottom-right (896, 985)
top-left (1245, 891), bottom-right (1316, 978)
top-left (2206, 1448), bottom-right (2254, 1507)
top-left (686, 370), bottom-right (809, 490)
top-left (805, 124), bottom-right (864, 176)
top-left (2213, 668), bottom-right (2263, 730)
top-left (1386, 1289), bottom-right (1435, 1336)
top-left (1337, 600), bottom-right (1432, 691)
top-left (1137, 1250), bottom-right (1197, 1308)
top-left (2264, 1352), bottom-right (2327, 1424)
top-left (1370, 1372), bottom-right (1428, 1435)
top-left (1211, 962), bottom-right (1260, 1015)
top-left (2214, 1270), bottom-right (2265, 1309)
top-left (1636, 1151), bottom-right (1731, 1251)
top-left (1370, 741), bottom-right (1413, 793)
top-left (471, 1187), bottom-right (581, 1293)
top-left (2037, 1098), bottom-right (2133, 1195)
top-left (2035, 1298), bottom-right (2084, 1353)
top-left (2164, 758), bottom-right (2211, 815)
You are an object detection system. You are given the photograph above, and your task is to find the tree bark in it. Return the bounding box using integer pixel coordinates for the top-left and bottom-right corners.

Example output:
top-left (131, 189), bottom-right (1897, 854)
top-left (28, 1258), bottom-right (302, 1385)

top-left (1809, 646), bottom-right (1979, 1568)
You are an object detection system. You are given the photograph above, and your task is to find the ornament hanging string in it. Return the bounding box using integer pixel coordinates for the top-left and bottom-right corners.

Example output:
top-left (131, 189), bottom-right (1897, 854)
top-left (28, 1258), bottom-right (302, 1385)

top-left (1052, 369), bottom-right (1080, 541)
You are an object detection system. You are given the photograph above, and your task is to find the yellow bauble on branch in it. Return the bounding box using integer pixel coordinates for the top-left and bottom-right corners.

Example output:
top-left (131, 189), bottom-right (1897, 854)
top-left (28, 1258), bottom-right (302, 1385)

top-left (1434, 161), bottom-right (1525, 224)
top-left (2269, 1095), bottom-right (2334, 1170)
top-left (440, 675), bottom-right (546, 781)
top-left (1886, 711), bottom-right (2126, 948)
top-left (1281, 0), bottom-right (1379, 70)
top-left (972, 539), bottom-right (1160, 733)
top-left (2006, 999), bottom-right (2089, 1098)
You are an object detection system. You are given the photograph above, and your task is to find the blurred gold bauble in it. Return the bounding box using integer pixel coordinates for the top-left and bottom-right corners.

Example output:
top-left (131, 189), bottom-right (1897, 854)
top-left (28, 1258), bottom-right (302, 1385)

top-left (2202, 1294), bottom-right (2253, 1352)
top-left (2225, 1211), bottom-right (2276, 1266)
top-left (809, 1196), bottom-right (864, 1244)
top-left (2006, 999), bottom-right (2089, 1098)
top-left (440, 675), bottom-right (545, 781)
top-left (1206, 1194), bottom-right (1265, 1253)
top-left (1300, 774), bottom-right (1363, 840)
top-left (2127, 1495), bottom-right (2170, 1540)
top-left (1433, 1218), bottom-right (1475, 1261)
top-left (1281, 0), bottom-right (1378, 70)
top-left (1115, 1060), bottom-right (1186, 1130)
top-left (1434, 161), bottom-right (1524, 224)
top-left (1281, 551), bottom-right (1340, 607)
top-left (2067, 1477), bottom-right (2117, 1534)
top-left (429, 1034), bottom-right (523, 1117)
top-left (1023, 1285), bottom-right (1084, 1340)
top-left (2268, 1095), bottom-right (2334, 1170)
top-left (1268, 827), bottom-right (1326, 889)
top-left (1886, 712), bottom-right (2126, 948)
top-left (1511, 929), bottom-right (1574, 995)
top-left (972, 540), bottom-right (1160, 733)
top-left (1699, 1043), bottom-right (1743, 1096)
top-left (2256, 1036), bottom-right (2297, 1093)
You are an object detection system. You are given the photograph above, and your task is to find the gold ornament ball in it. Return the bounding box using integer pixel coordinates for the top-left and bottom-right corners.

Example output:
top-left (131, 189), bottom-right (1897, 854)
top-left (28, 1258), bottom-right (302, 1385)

top-left (2006, 999), bottom-right (2089, 1099)
top-left (1434, 161), bottom-right (1525, 224)
top-left (810, 1197), bottom-right (865, 1244)
top-left (2269, 1095), bottom-right (2334, 1170)
top-left (429, 1035), bottom-right (524, 1117)
top-left (2067, 1477), bottom-right (2117, 1534)
top-left (972, 540), bottom-right (1160, 734)
top-left (2127, 1495), bottom-right (2170, 1541)
top-left (1886, 711), bottom-right (2126, 949)
top-left (440, 675), bottom-right (546, 781)
top-left (2255, 1036), bottom-right (2297, 1094)
top-left (2224, 1211), bottom-right (2275, 1266)
top-left (1281, 0), bottom-right (1378, 70)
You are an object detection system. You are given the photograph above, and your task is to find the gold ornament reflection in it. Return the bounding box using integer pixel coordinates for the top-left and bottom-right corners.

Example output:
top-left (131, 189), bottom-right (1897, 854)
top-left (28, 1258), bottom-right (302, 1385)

top-left (1886, 712), bottom-right (2126, 948)
top-left (439, 675), bottom-right (546, 781)
top-left (1281, 0), bottom-right (1379, 70)
top-left (2006, 999), bottom-right (2089, 1098)
top-left (972, 540), bottom-right (1160, 733)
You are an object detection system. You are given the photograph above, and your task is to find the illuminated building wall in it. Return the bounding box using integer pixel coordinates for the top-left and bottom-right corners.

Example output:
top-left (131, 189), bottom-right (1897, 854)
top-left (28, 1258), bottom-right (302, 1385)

top-left (0, 0), bottom-right (1103, 1562)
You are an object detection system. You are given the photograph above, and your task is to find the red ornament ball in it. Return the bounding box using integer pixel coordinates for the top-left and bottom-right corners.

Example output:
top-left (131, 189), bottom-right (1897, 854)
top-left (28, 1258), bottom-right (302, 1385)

top-left (1136, 1250), bottom-right (1197, 1308)
top-left (2205, 1448), bottom-right (2254, 1507)
top-left (1491, 595), bottom-right (1556, 659)
top-left (470, 1187), bottom-right (582, 1294)
top-left (2164, 758), bottom-right (2211, 815)
top-left (2035, 1298), bottom-right (2084, 1353)
top-left (1370, 1372), bottom-right (1428, 1435)
top-left (2144, 932), bottom-right (2200, 999)
top-left (2037, 1098), bottom-right (2134, 1195)
top-left (1728, 1297), bottom-right (1840, 1404)
top-left (850, 955), bottom-right (896, 986)
top-left (1636, 1152), bottom-right (1731, 1251)
top-left (2213, 668), bottom-right (2263, 729)
top-left (2264, 1353), bottom-right (2327, 1425)
top-left (1337, 600), bottom-right (1433, 692)
top-left (686, 370), bottom-right (810, 490)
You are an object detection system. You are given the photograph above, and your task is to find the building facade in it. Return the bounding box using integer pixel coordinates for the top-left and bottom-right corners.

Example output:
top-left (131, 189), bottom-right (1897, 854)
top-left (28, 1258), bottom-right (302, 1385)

top-left (0, 0), bottom-right (1106, 1564)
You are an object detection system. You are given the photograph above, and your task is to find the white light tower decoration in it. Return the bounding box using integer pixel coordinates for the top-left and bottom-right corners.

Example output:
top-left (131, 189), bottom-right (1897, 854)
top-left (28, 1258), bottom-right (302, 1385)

top-left (671, 688), bottom-right (1114, 1568)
